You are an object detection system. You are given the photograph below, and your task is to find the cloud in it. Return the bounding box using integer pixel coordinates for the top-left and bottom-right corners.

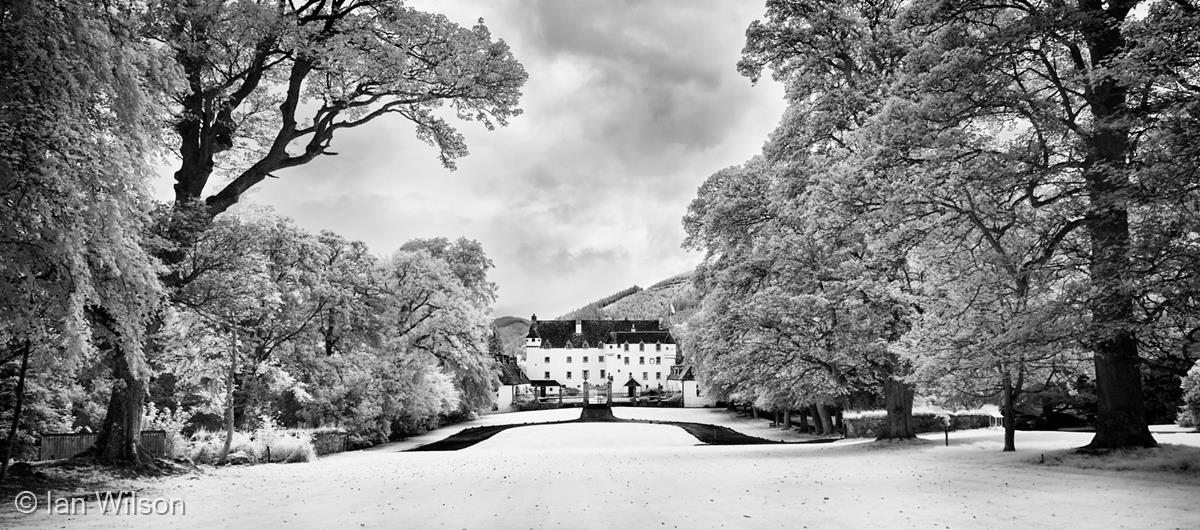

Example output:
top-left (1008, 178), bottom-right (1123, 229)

top-left (176, 0), bottom-right (786, 319)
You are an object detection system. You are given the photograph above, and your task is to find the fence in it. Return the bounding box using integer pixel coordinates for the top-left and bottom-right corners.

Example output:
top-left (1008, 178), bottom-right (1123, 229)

top-left (39, 431), bottom-right (167, 461)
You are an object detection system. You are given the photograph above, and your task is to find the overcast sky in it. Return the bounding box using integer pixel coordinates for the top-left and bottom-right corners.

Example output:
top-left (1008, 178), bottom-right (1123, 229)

top-left (161, 1), bottom-right (786, 318)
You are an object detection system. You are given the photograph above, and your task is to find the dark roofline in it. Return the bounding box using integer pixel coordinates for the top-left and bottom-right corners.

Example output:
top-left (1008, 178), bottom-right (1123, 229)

top-left (530, 319), bottom-right (666, 348)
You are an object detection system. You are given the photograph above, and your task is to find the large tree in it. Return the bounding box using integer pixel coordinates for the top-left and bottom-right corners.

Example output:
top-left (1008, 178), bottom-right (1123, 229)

top-left (734, 0), bottom-right (1199, 449)
top-left (1, 0), bottom-right (170, 470)
top-left (87, 0), bottom-right (527, 464)
top-left (684, 155), bottom-right (920, 439)
top-left (876, 0), bottom-right (1200, 449)
top-left (152, 0), bottom-right (528, 217)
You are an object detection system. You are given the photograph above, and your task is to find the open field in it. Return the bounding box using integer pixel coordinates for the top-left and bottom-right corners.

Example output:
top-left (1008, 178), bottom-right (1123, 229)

top-left (3, 408), bottom-right (1198, 529)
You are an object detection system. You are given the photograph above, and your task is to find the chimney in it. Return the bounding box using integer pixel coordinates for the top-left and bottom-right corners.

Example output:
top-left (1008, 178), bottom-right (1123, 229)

top-left (575, 319), bottom-right (582, 335)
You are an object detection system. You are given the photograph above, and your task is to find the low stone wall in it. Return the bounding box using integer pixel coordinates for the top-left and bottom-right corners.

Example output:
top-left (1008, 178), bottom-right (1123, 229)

top-left (311, 432), bottom-right (348, 455)
top-left (844, 413), bottom-right (997, 439)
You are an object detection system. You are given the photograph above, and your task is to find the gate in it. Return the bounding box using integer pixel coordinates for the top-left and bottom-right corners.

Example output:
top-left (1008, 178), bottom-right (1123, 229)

top-left (582, 382), bottom-right (612, 406)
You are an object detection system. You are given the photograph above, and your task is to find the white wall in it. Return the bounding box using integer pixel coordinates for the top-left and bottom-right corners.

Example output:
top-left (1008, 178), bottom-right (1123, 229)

top-left (520, 343), bottom-right (677, 394)
top-left (682, 380), bottom-right (718, 408)
top-left (492, 384), bottom-right (531, 412)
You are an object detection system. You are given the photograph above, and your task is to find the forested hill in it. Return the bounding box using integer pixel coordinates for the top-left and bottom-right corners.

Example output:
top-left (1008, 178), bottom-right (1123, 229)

top-left (556, 285), bottom-right (643, 320)
top-left (492, 315), bottom-right (531, 358)
top-left (598, 272), bottom-right (699, 325)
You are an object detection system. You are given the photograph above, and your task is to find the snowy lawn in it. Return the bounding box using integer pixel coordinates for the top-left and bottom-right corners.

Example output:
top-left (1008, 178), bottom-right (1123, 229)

top-left (3, 409), bottom-right (1198, 528)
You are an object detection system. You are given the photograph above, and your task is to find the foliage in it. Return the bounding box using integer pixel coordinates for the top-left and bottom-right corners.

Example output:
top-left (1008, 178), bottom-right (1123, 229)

top-left (186, 416), bottom-right (316, 465)
top-left (142, 401), bottom-right (193, 459)
top-left (1181, 361), bottom-right (1200, 429)
top-left (1, 1), bottom-right (521, 465)
top-left (684, 0), bottom-right (1200, 450)
top-left (150, 0), bottom-right (529, 214)
top-left (0, 0), bottom-right (169, 379)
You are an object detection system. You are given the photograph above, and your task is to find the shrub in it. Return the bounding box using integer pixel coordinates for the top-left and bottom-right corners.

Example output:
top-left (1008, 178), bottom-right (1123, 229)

top-left (263, 433), bottom-right (315, 463)
top-left (187, 429), bottom-right (262, 464)
top-left (254, 416), bottom-right (316, 463)
top-left (515, 400), bottom-right (562, 412)
top-left (1180, 361), bottom-right (1200, 430)
top-left (142, 402), bottom-right (192, 459)
top-left (184, 419), bottom-right (317, 464)
top-left (1178, 408), bottom-right (1195, 428)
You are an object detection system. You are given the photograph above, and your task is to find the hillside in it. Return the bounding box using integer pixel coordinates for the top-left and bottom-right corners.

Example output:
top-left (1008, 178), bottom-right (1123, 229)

top-left (491, 315), bottom-right (530, 359)
top-left (600, 272), bottom-right (699, 326)
top-left (555, 271), bottom-right (700, 327)
top-left (556, 285), bottom-right (642, 320)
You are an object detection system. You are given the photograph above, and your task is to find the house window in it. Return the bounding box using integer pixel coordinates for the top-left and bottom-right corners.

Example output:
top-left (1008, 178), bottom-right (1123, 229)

top-left (544, 356), bottom-right (550, 363)
top-left (656, 372), bottom-right (661, 379)
top-left (567, 371), bottom-right (572, 379)
top-left (600, 369), bottom-right (606, 379)
top-left (599, 355), bottom-right (605, 363)
top-left (583, 370), bottom-right (589, 380)
top-left (624, 357), bottom-right (629, 365)
top-left (544, 371), bottom-right (550, 379)
top-left (642, 372), bottom-right (648, 380)
top-left (623, 343), bottom-right (629, 351)
top-left (567, 356), bottom-right (572, 363)
top-left (639, 343), bottom-right (645, 351)
top-left (656, 343), bottom-right (662, 351)
top-left (639, 357), bottom-right (645, 365)
top-left (583, 356), bottom-right (588, 363)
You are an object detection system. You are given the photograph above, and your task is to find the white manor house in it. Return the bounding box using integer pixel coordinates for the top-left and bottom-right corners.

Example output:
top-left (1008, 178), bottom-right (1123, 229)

top-left (507, 315), bottom-right (716, 408)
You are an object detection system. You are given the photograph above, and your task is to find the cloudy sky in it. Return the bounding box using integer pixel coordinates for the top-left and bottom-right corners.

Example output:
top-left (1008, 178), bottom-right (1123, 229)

top-left (162, 1), bottom-right (786, 318)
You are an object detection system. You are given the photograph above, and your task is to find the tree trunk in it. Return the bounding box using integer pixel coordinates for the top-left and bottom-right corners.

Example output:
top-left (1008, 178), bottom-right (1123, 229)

top-left (93, 347), bottom-right (152, 466)
top-left (783, 410), bottom-right (792, 429)
top-left (817, 402), bottom-right (833, 435)
top-left (1077, 2), bottom-right (1156, 452)
top-left (1001, 371), bottom-right (1017, 452)
top-left (0, 340), bottom-right (31, 484)
top-left (880, 378), bottom-right (915, 439)
top-left (809, 404), bottom-right (823, 435)
top-left (218, 325), bottom-right (237, 465)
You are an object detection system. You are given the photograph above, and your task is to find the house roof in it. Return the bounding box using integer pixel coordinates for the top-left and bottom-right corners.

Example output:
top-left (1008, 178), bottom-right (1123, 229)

top-left (666, 365), bottom-right (694, 381)
top-left (608, 331), bottom-right (675, 345)
top-left (623, 376), bottom-right (641, 387)
top-left (528, 379), bottom-right (563, 387)
top-left (497, 361), bottom-right (529, 386)
top-left (527, 319), bottom-right (666, 348)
